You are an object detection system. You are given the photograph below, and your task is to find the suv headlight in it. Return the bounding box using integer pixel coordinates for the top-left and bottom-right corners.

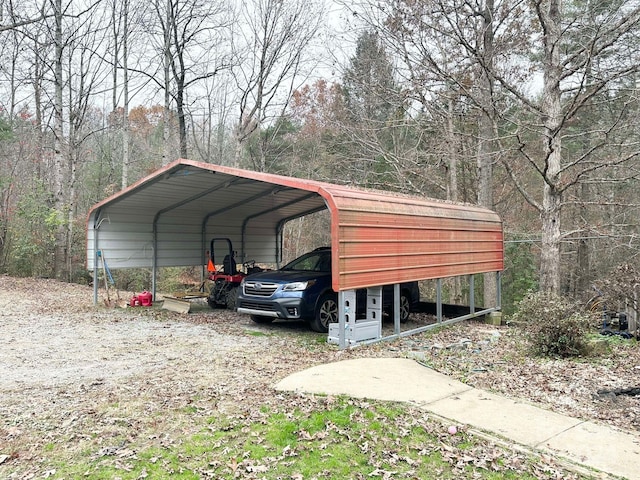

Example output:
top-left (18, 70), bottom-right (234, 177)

top-left (282, 280), bottom-right (316, 291)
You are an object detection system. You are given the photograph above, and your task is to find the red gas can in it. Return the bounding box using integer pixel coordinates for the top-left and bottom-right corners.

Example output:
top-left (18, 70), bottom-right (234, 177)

top-left (138, 291), bottom-right (153, 307)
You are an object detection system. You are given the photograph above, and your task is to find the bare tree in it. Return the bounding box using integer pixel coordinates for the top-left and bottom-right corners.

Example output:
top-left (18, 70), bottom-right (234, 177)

top-left (109, 0), bottom-right (132, 188)
top-left (148, 0), bottom-right (233, 163)
top-left (52, 0), bottom-right (66, 279)
top-left (189, 74), bottom-right (235, 164)
top-left (122, 0), bottom-right (130, 188)
top-left (0, 0), bottom-right (53, 33)
top-left (345, 0), bottom-right (513, 303)
top-left (475, 0), bottom-right (498, 304)
top-left (65, 5), bottom-right (112, 277)
top-left (231, 0), bottom-right (324, 170)
top-left (347, 0), bottom-right (640, 296)
top-left (509, 0), bottom-right (640, 293)
top-left (316, 29), bottom-right (440, 195)
top-left (161, 0), bottom-right (172, 164)
top-left (16, 0), bottom-right (110, 279)
top-left (0, 0), bottom-right (54, 275)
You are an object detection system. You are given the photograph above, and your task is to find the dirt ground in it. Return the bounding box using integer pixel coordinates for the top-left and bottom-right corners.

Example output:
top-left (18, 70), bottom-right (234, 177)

top-left (1, 275), bottom-right (639, 479)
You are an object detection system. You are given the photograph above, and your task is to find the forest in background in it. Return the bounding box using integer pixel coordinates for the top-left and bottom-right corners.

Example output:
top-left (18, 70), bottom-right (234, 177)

top-left (1, 0), bottom-right (640, 314)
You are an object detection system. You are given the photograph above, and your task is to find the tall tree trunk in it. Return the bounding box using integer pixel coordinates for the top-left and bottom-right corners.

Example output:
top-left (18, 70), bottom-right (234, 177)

top-left (162, 0), bottom-right (172, 165)
top-left (111, 0), bottom-right (119, 114)
top-left (33, 36), bottom-right (44, 179)
top-left (66, 57), bottom-right (77, 283)
top-left (67, 149), bottom-right (77, 282)
top-left (477, 0), bottom-right (498, 307)
top-left (53, 0), bottom-right (67, 280)
top-left (540, 181), bottom-right (562, 292)
top-left (576, 182), bottom-right (590, 294)
top-left (446, 96), bottom-right (458, 203)
top-left (176, 77), bottom-right (187, 158)
top-left (445, 96), bottom-right (463, 302)
top-left (122, 0), bottom-right (130, 188)
top-left (539, 0), bottom-right (563, 293)
top-left (233, 134), bottom-right (243, 167)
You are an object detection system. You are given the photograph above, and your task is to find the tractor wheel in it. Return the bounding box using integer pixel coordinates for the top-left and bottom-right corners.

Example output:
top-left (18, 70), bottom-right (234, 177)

top-left (207, 280), bottom-right (227, 309)
top-left (310, 293), bottom-right (338, 333)
top-left (207, 296), bottom-right (221, 309)
top-left (225, 287), bottom-right (238, 311)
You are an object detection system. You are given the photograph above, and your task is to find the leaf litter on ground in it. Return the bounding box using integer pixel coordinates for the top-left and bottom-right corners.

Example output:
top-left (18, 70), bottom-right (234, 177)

top-left (0, 276), bottom-right (637, 479)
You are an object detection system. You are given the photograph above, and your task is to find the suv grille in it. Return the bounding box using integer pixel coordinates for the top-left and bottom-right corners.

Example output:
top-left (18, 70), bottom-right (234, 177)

top-left (238, 300), bottom-right (276, 312)
top-left (243, 281), bottom-right (278, 297)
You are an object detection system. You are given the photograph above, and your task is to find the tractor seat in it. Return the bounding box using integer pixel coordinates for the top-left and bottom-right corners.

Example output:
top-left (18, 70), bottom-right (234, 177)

top-left (222, 254), bottom-right (237, 275)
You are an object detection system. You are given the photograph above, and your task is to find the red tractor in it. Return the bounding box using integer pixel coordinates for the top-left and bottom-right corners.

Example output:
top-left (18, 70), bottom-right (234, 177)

top-left (206, 238), bottom-right (261, 310)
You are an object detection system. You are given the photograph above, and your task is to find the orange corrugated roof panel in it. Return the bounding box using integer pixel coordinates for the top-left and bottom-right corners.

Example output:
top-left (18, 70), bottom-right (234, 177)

top-left (87, 159), bottom-right (503, 291)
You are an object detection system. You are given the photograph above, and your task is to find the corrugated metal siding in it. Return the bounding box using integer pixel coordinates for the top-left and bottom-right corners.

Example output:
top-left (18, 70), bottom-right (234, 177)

top-left (329, 192), bottom-right (503, 291)
top-left (87, 159), bottom-right (503, 291)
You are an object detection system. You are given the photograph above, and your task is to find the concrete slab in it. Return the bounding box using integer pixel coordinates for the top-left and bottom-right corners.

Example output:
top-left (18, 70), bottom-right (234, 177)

top-left (543, 420), bottom-right (640, 480)
top-left (425, 388), bottom-right (583, 447)
top-left (276, 358), bottom-right (640, 479)
top-left (274, 357), bottom-right (472, 403)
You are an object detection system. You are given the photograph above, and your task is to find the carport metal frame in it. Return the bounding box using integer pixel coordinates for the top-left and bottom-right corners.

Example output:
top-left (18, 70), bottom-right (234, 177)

top-left (87, 159), bottom-right (504, 347)
top-left (334, 273), bottom-right (503, 349)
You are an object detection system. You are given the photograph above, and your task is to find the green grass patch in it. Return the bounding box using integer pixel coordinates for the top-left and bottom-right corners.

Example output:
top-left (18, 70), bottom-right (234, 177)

top-left (180, 405), bottom-right (199, 414)
top-left (35, 397), bottom-right (579, 479)
top-left (245, 329), bottom-right (271, 337)
top-left (294, 331), bottom-right (333, 349)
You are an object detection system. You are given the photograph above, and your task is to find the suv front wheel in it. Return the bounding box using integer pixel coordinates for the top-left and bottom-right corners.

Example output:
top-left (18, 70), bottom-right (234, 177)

top-left (310, 293), bottom-right (338, 333)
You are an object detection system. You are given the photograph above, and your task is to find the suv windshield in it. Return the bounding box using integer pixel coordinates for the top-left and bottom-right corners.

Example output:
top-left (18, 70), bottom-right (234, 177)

top-left (281, 250), bottom-right (331, 272)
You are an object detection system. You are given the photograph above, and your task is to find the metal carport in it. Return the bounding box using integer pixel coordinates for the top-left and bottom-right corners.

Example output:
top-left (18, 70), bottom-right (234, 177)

top-left (87, 158), bottom-right (504, 345)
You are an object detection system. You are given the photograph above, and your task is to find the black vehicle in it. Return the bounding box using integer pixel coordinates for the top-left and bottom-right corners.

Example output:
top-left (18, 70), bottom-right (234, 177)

top-left (236, 247), bottom-right (420, 333)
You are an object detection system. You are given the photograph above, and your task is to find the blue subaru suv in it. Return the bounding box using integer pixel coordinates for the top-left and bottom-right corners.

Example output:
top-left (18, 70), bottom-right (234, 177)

top-left (236, 247), bottom-right (420, 332)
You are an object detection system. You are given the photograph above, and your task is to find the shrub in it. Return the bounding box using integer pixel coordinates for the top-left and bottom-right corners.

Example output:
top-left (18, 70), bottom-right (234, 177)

top-left (511, 291), bottom-right (594, 358)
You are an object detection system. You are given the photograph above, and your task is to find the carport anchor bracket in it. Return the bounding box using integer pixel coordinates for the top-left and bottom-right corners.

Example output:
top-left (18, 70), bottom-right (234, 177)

top-left (328, 288), bottom-right (383, 347)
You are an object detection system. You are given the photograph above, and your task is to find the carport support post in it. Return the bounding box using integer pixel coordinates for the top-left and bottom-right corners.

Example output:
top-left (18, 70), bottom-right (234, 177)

top-left (393, 284), bottom-right (401, 336)
top-left (436, 278), bottom-right (443, 323)
top-left (152, 227), bottom-right (158, 300)
top-left (92, 224), bottom-right (100, 304)
top-left (469, 275), bottom-right (475, 314)
top-left (93, 250), bottom-right (99, 304)
top-left (338, 291), bottom-right (346, 349)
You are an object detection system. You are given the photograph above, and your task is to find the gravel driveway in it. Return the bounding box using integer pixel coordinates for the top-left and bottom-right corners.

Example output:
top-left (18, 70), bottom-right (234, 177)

top-left (0, 276), bottom-right (351, 478)
top-left (0, 278), bottom-right (264, 390)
